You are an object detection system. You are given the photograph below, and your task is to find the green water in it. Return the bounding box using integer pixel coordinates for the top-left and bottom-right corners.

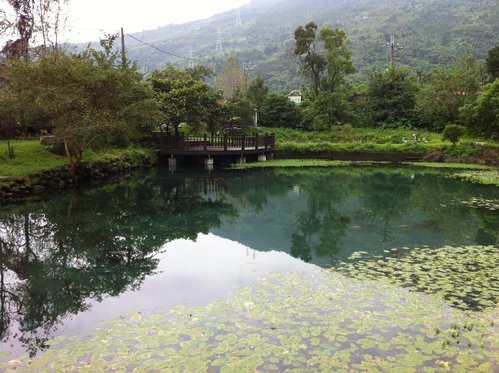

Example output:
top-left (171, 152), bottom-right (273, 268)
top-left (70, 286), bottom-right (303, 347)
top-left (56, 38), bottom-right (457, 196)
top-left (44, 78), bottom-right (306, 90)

top-left (0, 166), bottom-right (497, 362)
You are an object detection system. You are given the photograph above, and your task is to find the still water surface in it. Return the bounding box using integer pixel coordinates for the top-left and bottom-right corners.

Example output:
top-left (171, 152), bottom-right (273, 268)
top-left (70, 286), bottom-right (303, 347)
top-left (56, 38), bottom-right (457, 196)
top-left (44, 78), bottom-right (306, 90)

top-left (0, 166), bottom-right (497, 358)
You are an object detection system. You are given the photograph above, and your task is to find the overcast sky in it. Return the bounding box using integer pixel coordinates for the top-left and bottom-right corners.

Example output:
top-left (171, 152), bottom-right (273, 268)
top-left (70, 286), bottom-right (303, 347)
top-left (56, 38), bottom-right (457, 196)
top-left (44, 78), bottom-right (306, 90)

top-left (65, 0), bottom-right (251, 42)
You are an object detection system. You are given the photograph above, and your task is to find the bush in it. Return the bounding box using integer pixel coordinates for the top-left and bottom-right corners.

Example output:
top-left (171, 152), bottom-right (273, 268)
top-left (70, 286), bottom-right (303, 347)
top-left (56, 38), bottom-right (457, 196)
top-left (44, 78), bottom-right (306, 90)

top-left (442, 124), bottom-right (466, 145)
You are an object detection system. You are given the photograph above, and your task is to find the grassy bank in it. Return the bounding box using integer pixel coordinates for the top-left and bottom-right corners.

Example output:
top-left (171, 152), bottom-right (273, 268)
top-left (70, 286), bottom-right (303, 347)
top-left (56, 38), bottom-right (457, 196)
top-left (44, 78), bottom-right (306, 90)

top-left (257, 127), bottom-right (499, 158)
top-left (232, 159), bottom-right (499, 186)
top-left (0, 140), bottom-right (154, 177)
top-left (233, 159), bottom-right (383, 169)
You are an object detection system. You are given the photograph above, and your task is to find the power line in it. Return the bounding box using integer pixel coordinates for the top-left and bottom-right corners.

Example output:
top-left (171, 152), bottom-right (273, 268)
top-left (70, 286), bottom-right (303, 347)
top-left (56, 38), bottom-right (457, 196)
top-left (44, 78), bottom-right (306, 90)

top-left (125, 33), bottom-right (197, 61)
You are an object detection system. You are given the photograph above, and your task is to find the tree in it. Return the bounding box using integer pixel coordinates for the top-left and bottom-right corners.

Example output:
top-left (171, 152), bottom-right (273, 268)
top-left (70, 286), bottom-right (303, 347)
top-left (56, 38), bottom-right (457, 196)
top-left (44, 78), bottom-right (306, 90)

top-left (460, 79), bottom-right (499, 138)
top-left (319, 27), bottom-right (356, 93)
top-left (485, 45), bottom-right (499, 81)
top-left (246, 77), bottom-right (268, 110)
top-left (367, 67), bottom-right (420, 128)
top-left (185, 65), bottom-right (213, 81)
top-left (302, 89), bottom-right (353, 130)
top-left (1, 0), bottom-right (35, 59)
top-left (416, 54), bottom-right (483, 130)
top-left (259, 94), bottom-right (301, 128)
top-left (0, 89), bottom-right (18, 158)
top-left (1, 0), bottom-right (68, 59)
top-left (216, 56), bottom-right (246, 99)
top-left (442, 124), bottom-right (466, 145)
top-left (6, 45), bottom-right (159, 174)
top-left (149, 65), bottom-right (223, 134)
top-left (294, 21), bottom-right (326, 95)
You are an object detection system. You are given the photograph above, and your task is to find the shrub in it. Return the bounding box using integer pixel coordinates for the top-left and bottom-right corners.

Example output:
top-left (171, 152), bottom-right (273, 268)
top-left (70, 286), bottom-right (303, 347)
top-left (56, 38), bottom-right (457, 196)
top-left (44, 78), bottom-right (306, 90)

top-left (442, 124), bottom-right (466, 145)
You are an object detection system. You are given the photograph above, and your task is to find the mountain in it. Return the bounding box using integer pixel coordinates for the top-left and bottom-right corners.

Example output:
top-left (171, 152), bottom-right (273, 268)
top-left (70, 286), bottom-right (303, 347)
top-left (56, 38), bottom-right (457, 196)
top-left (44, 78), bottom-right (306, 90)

top-left (125, 0), bottom-right (499, 91)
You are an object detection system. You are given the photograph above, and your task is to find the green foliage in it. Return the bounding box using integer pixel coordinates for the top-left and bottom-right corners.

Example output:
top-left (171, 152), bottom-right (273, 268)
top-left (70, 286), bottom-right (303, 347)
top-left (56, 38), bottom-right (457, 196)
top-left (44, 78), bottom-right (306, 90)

top-left (246, 77), bottom-right (269, 110)
top-left (294, 23), bottom-right (355, 96)
top-left (228, 95), bottom-right (254, 127)
top-left (416, 54), bottom-right (483, 130)
top-left (149, 65), bottom-right (224, 133)
top-left (0, 140), bottom-right (153, 177)
top-left (442, 124), bottom-right (466, 145)
top-left (301, 89), bottom-right (353, 130)
top-left (293, 21), bottom-right (326, 94)
top-left (259, 94), bottom-right (301, 128)
top-left (4, 47), bottom-right (159, 174)
top-left (486, 45), bottom-right (499, 81)
top-left (319, 27), bottom-right (356, 93)
top-left (367, 67), bottom-right (420, 128)
top-left (460, 80), bottom-right (499, 138)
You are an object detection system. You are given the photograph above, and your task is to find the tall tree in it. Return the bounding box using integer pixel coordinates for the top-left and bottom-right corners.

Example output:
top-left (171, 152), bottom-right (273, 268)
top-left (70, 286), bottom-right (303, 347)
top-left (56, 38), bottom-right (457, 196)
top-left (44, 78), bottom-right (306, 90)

top-left (246, 77), bottom-right (268, 110)
top-left (259, 94), bottom-right (301, 128)
top-left (368, 67), bottom-right (420, 128)
top-left (1, 0), bottom-right (68, 59)
top-left (486, 45), bottom-right (499, 81)
top-left (1, 0), bottom-right (35, 59)
top-left (460, 79), bottom-right (499, 138)
top-left (416, 54), bottom-right (482, 129)
top-left (294, 21), bottom-right (326, 95)
top-left (217, 56), bottom-right (245, 99)
top-left (319, 27), bottom-right (355, 93)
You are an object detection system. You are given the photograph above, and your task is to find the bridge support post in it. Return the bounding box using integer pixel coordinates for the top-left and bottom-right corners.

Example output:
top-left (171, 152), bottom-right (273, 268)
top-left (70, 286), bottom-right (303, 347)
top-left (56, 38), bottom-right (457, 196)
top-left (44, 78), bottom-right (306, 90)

top-left (237, 156), bottom-right (246, 164)
top-left (168, 155), bottom-right (176, 172)
top-left (205, 157), bottom-right (214, 166)
top-left (258, 154), bottom-right (267, 162)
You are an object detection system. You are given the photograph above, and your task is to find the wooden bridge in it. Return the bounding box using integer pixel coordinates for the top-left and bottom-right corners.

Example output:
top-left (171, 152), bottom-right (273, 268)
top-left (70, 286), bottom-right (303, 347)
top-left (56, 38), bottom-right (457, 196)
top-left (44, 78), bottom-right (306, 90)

top-left (157, 132), bottom-right (276, 165)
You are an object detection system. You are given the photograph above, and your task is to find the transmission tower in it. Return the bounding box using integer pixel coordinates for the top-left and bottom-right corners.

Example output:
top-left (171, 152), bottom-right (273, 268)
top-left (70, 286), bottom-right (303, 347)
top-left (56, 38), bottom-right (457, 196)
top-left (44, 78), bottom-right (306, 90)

top-left (188, 47), bottom-right (194, 68)
top-left (385, 35), bottom-right (403, 67)
top-left (215, 29), bottom-right (223, 52)
top-left (236, 9), bottom-right (242, 26)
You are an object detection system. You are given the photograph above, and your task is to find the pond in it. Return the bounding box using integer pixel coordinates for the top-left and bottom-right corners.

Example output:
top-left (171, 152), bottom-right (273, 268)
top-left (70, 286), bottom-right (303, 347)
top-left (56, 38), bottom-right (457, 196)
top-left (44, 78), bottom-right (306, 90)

top-left (0, 166), bottom-right (497, 369)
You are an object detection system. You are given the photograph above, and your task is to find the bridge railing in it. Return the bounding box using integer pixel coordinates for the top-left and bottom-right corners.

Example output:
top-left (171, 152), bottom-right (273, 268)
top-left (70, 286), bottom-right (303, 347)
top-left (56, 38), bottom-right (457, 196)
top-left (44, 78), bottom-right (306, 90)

top-left (159, 133), bottom-right (275, 151)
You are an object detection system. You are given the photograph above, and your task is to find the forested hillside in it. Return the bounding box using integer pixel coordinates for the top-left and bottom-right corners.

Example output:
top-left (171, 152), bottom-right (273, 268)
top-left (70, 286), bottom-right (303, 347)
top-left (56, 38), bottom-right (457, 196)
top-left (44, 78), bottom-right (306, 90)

top-left (125, 0), bottom-right (498, 91)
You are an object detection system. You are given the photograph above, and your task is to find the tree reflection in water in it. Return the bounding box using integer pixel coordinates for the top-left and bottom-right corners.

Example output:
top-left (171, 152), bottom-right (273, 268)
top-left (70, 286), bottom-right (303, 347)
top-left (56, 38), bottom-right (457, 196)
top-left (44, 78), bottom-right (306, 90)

top-left (0, 170), bottom-right (236, 357)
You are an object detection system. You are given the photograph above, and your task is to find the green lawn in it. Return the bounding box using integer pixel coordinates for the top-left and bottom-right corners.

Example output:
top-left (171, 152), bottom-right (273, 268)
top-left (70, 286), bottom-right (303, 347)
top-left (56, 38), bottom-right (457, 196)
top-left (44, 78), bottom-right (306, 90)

top-left (0, 140), bottom-right (152, 177)
top-left (0, 140), bottom-right (67, 177)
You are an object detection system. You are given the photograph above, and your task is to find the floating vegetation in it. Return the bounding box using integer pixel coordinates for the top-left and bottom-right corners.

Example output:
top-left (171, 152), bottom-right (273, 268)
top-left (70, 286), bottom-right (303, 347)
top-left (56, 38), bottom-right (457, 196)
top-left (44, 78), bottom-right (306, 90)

top-left (462, 197), bottom-right (499, 211)
top-left (453, 169), bottom-right (499, 187)
top-left (337, 245), bottom-right (499, 311)
top-left (2, 270), bottom-right (497, 371)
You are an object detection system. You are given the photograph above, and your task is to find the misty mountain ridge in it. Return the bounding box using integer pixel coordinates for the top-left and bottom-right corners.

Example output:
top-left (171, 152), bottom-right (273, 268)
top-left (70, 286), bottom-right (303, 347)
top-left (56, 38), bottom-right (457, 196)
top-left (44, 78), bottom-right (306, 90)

top-left (123, 0), bottom-right (498, 91)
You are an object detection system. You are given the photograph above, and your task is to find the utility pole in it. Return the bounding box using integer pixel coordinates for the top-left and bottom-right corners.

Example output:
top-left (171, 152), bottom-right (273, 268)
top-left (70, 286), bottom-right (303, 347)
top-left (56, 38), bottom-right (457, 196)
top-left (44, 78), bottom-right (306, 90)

top-left (121, 27), bottom-right (127, 68)
top-left (385, 35), bottom-right (403, 68)
top-left (215, 29), bottom-right (223, 52)
top-left (188, 47), bottom-right (194, 69)
top-left (236, 9), bottom-right (242, 26)
top-left (242, 62), bottom-right (254, 89)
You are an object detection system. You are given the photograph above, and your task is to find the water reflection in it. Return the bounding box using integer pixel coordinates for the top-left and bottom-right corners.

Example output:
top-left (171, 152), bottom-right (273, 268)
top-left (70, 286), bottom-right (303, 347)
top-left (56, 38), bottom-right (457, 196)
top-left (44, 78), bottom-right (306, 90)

top-left (0, 172), bottom-right (237, 357)
top-left (0, 166), bottom-right (497, 357)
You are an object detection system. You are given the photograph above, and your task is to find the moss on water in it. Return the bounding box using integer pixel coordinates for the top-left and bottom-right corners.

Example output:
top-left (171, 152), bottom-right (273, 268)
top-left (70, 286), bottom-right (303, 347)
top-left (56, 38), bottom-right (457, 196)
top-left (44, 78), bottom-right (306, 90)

top-left (4, 245), bottom-right (497, 371)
